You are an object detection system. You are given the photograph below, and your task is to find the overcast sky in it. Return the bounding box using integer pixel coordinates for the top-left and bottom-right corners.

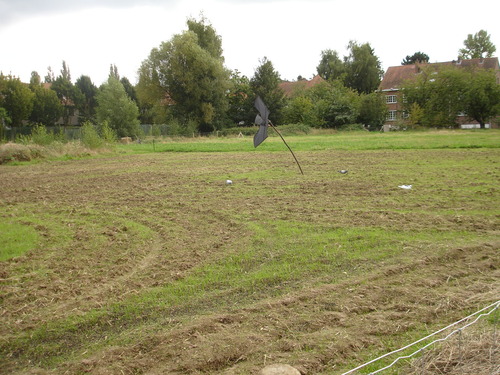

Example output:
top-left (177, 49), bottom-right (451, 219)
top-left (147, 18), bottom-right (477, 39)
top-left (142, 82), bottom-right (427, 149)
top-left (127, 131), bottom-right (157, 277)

top-left (1, 0), bottom-right (499, 86)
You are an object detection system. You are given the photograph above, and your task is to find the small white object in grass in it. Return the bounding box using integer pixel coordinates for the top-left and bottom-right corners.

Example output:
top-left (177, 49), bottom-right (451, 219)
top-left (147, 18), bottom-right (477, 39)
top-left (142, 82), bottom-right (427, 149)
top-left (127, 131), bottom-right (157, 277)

top-left (398, 184), bottom-right (412, 189)
top-left (226, 179), bottom-right (233, 185)
top-left (339, 170), bottom-right (348, 174)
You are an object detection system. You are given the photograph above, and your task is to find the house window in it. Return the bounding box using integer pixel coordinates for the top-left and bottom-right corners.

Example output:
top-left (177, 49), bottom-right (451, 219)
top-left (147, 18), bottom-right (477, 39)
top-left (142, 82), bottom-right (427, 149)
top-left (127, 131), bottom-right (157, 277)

top-left (386, 95), bottom-right (397, 104)
top-left (387, 110), bottom-right (397, 121)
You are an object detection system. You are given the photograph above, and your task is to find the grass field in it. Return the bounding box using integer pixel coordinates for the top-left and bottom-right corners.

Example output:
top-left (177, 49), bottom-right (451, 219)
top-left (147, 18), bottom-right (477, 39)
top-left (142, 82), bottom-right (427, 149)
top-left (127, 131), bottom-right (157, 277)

top-left (0, 130), bottom-right (499, 374)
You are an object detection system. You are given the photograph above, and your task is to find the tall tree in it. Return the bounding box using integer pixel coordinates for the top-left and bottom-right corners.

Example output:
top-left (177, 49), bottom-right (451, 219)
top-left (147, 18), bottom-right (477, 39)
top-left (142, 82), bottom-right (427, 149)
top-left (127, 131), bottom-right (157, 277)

top-left (120, 77), bottom-right (138, 104)
top-left (187, 14), bottom-right (223, 61)
top-left (357, 92), bottom-right (387, 128)
top-left (343, 41), bottom-right (383, 94)
top-left (96, 77), bottom-right (141, 137)
top-left (462, 68), bottom-right (500, 128)
top-left (0, 75), bottom-right (34, 126)
top-left (50, 61), bottom-right (84, 126)
top-left (458, 30), bottom-right (496, 59)
top-left (307, 80), bottom-right (360, 128)
top-left (283, 95), bottom-right (315, 125)
top-left (44, 66), bottom-right (55, 83)
top-left (250, 57), bottom-right (286, 124)
top-left (136, 52), bottom-right (170, 124)
top-left (0, 74), bottom-right (10, 139)
top-left (75, 75), bottom-right (98, 122)
top-left (141, 17), bottom-right (230, 132)
top-left (402, 52), bottom-right (430, 65)
top-left (109, 64), bottom-right (120, 80)
top-left (317, 49), bottom-right (345, 81)
top-left (29, 85), bottom-right (63, 126)
top-left (29, 71), bottom-right (42, 88)
top-left (0, 107), bottom-right (11, 139)
top-left (60, 61), bottom-right (71, 82)
top-left (402, 66), bottom-right (468, 127)
top-left (227, 70), bottom-right (254, 126)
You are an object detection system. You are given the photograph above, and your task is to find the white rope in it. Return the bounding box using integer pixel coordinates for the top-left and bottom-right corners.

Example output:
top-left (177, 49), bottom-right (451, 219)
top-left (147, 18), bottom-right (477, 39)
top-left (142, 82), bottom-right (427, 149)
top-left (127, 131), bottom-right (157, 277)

top-left (340, 300), bottom-right (499, 375)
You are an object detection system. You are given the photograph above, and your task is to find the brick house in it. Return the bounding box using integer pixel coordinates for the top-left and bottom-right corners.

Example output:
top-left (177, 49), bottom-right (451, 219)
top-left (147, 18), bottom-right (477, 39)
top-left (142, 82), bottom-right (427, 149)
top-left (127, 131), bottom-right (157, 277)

top-left (378, 57), bottom-right (500, 128)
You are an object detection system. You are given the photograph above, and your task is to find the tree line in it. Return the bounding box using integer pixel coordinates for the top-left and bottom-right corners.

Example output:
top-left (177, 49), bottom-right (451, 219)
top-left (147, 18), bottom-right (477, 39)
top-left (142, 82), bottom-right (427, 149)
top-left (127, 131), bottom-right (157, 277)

top-left (0, 18), bottom-right (498, 139)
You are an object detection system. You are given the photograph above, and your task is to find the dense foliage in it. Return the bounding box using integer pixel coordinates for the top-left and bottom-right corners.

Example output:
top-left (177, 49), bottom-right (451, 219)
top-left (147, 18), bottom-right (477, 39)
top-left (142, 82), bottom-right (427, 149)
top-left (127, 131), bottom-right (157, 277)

top-left (250, 57), bottom-right (286, 124)
top-left (402, 65), bottom-right (500, 128)
top-left (458, 29), bottom-right (496, 59)
top-left (402, 52), bottom-right (430, 65)
top-left (0, 26), bottom-right (498, 139)
top-left (96, 77), bottom-right (141, 138)
top-left (138, 17), bottom-right (230, 133)
top-left (317, 41), bottom-right (383, 94)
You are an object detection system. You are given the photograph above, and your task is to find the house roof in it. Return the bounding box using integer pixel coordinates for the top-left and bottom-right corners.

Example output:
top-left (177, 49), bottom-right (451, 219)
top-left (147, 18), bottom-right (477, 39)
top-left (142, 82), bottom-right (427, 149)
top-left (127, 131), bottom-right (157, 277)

top-left (378, 64), bottom-right (419, 91)
top-left (279, 75), bottom-right (325, 97)
top-left (379, 57), bottom-right (500, 91)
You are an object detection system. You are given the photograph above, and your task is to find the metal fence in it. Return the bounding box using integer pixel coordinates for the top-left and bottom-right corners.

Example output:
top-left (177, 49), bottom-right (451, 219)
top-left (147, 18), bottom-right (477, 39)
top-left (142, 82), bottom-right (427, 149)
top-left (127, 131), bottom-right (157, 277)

top-left (340, 301), bottom-right (499, 374)
top-left (3, 125), bottom-right (83, 141)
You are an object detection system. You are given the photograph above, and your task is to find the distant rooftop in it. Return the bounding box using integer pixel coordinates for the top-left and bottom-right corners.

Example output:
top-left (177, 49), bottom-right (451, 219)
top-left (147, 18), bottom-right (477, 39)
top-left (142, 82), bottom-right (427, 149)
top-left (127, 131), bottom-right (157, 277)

top-left (279, 75), bottom-right (325, 97)
top-left (379, 57), bottom-right (500, 91)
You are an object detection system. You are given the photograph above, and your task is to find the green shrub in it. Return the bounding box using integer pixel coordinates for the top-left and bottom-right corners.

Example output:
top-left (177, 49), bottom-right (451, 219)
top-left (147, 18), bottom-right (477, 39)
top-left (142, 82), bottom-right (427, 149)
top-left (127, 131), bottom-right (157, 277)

top-left (99, 121), bottom-right (117, 143)
top-left (165, 120), bottom-right (181, 136)
top-left (81, 122), bottom-right (103, 149)
top-left (184, 120), bottom-right (198, 137)
top-left (31, 124), bottom-right (54, 145)
top-left (15, 134), bottom-right (32, 145)
top-left (151, 124), bottom-right (161, 138)
top-left (166, 119), bottom-right (200, 137)
top-left (276, 123), bottom-right (311, 135)
top-left (339, 123), bottom-right (366, 131)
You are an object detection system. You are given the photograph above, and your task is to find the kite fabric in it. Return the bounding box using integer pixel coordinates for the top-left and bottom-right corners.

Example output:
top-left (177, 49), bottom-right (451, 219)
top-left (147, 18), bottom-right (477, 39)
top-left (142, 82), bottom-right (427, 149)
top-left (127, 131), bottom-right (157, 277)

top-left (253, 96), bottom-right (270, 147)
top-left (252, 95), bottom-right (304, 174)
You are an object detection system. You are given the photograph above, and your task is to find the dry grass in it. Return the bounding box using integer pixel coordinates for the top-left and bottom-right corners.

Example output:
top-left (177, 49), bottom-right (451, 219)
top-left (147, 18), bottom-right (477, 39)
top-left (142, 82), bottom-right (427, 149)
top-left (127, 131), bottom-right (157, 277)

top-left (405, 322), bottom-right (499, 375)
top-left (0, 143), bottom-right (42, 163)
top-left (0, 142), bottom-right (101, 164)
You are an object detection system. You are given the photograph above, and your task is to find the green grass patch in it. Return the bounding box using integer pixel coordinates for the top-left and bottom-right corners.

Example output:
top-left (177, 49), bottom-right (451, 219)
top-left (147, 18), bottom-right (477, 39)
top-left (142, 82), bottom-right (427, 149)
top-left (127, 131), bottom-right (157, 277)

top-left (2, 219), bottom-right (480, 367)
top-left (116, 129), bottom-right (500, 154)
top-left (0, 220), bottom-right (39, 261)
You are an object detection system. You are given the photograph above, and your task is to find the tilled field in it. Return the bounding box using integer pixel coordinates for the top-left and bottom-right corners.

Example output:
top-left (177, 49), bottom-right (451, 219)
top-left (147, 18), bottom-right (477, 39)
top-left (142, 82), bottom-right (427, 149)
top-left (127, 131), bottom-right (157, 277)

top-left (0, 148), bottom-right (498, 374)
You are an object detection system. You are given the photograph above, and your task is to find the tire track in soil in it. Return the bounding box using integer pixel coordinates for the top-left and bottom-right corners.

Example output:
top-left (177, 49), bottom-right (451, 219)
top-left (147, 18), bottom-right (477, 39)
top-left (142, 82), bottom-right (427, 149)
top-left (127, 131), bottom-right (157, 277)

top-left (1, 149), bottom-right (498, 375)
top-left (54, 240), bottom-right (499, 375)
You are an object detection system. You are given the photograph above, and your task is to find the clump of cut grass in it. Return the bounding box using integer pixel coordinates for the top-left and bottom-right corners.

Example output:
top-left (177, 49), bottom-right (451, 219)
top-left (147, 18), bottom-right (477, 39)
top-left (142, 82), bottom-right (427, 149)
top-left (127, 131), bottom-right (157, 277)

top-left (0, 142), bottom-right (98, 164)
top-left (0, 142), bottom-right (42, 164)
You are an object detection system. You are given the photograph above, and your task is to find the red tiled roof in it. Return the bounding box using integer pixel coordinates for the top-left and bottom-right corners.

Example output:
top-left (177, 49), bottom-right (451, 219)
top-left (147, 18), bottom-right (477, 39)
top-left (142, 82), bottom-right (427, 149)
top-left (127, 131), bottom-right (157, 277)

top-left (379, 57), bottom-right (500, 91)
top-left (279, 75), bottom-right (325, 97)
top-left (378, 65), bottom-right (419, 91)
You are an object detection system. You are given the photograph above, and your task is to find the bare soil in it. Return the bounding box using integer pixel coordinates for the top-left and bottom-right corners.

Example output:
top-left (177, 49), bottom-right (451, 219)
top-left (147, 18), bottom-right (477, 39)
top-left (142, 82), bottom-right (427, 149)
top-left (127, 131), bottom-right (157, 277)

top-left (0, 149), bottom-right (498, 374)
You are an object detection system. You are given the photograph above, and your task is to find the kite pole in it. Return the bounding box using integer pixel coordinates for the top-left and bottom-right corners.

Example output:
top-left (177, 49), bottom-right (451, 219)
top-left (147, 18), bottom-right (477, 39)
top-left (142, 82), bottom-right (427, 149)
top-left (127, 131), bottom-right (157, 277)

top-left (253, 95), bottom-right (304, 175)
top-left (268, 120), bottom-right (304, 175)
